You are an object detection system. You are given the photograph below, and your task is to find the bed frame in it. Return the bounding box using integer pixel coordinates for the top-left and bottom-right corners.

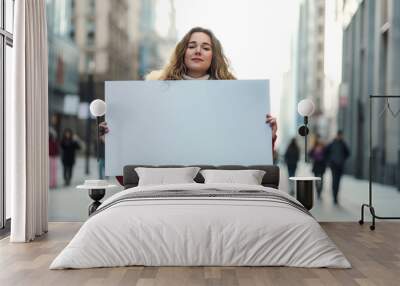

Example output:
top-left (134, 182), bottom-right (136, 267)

top-left (123, 165), bottom-right (280, 189)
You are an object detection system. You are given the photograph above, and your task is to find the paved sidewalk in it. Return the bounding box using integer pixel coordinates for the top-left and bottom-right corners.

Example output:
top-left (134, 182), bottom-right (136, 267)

top-left (279, 162), bottom-right (400, 221)
top-left (48, 157), bottom-right (123, 221)
top-left (49, 158), bottom-right (400, 222)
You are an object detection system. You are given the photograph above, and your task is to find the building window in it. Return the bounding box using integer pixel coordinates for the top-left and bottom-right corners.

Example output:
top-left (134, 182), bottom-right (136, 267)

top-left (317, 59), bottom-right (323, 72)
top-left (318, 5), bottom-right (324, 17)
top-left (70, 27), bottom-right (75, 41)
top-left (86, 18), bottom-right (95, 46)
top-left (318, 24), bottom-right (324, 34)
top-left (316, 78), bottom-right (322, 90)
top-left (87, 0), bottom-right (95, 16)
top-left (86, 52), bottom-right (95, 72)
top-left (1, 0), bottom-right (15, 231)
top-left (87, 30), bottom-right (95, 46)
top-left (317, 41), bottom-right (324, 52)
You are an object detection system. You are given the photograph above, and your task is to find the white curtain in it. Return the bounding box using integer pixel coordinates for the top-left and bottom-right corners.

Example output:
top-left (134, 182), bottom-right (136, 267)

top-left (8, 0), bottom-right (49, 242)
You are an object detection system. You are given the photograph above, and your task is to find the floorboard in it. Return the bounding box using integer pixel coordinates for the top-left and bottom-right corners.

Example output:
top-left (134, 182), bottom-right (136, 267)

top-left (0, 222), bottom-right (399, 286)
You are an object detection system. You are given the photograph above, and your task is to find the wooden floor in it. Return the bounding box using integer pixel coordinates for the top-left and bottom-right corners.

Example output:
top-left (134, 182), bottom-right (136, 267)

top-left (0, 222), bottom-right (399, 286)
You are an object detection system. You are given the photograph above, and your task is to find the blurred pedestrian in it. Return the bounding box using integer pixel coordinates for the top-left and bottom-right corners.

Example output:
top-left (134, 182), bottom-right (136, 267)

top-left (50, 113), bottom-right (60, 139)
top-left (60, 128), bottom-right (81, 186)
top-left (325, 130), bottom-right (350, 205)
top-left (284, 138), bottom-right (300, 195)
top-left (309, 136), bottom-right (327, 199)
top-left (49, 130), bottom-right (59, 189)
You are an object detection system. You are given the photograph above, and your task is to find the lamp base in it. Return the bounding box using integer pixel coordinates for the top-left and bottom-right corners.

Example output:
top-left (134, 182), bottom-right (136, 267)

top-left (88, 188), bottom-right (105, 215)
top-left (296, 180), bottom-right (314, 210)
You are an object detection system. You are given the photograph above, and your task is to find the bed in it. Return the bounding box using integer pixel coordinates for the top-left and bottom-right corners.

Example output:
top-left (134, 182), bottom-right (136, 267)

top-left (50, 165), bottom-right (351, 269)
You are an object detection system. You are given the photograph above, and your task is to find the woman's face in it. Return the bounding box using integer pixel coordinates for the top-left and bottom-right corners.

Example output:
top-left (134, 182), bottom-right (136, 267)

top-left (184, 32), bottom-right (213, 77)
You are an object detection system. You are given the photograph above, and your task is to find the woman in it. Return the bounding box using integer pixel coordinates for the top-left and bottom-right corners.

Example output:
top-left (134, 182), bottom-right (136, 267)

top-left (309, 136), bottom-right (327, 199)
top-left (148, 27), bottom-right (235, 80)
top-left (60, 128), bottom-right (81, 186)
top-left (100, 27), bottom-right (278, 183)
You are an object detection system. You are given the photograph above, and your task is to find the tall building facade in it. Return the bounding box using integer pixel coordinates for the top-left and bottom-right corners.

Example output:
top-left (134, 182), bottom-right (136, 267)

top-left (340, 0), bottom-right (400, 188)
top-left (157, 0), bottom-right (178, 67)
top-left (292, 0), bottom-right (346, 147)
top-left (138, 0), bottom-right (162, 78)
top-left (71, 0), bottom-right (133, 100)
top-left (296, 0), bottom-right (326, 137)
top-left (128, 0), bottom-right (142, 80)
top-left (281, 0), bottom-right (327, 154)
top-left (138, 0), bottom-right (177, 78)
top-left (322, 0), bottom-right (346, 141)
top-left (279, 69), bottom-right (296, 149)
top-left (46, 0), bottom-right (80, 136)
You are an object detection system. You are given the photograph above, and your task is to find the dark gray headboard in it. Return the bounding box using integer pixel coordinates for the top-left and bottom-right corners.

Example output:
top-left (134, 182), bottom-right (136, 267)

top-left (123, 165), bottom-right (280, 189)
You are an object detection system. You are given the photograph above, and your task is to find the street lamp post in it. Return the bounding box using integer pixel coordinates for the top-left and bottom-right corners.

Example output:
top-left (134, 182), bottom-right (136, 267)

top-left (84, 61), bottom-right (95, 175)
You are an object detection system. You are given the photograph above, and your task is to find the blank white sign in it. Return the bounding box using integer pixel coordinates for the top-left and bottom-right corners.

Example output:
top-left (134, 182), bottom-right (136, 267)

top-left (105, 80), bottom-right (272, 175)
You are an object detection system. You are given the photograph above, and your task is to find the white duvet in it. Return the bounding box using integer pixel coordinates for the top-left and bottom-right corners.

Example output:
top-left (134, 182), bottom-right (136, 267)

top-left (50, 183), bottom-right (351, 269)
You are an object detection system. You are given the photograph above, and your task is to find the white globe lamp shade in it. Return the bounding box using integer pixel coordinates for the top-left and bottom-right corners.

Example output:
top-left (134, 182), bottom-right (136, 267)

top-left (90, 99), bottom-right (106, 117)
top-left (297, 99), bottom-right (315, 117)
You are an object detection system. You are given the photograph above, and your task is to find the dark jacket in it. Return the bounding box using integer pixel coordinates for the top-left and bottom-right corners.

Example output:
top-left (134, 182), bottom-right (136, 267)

top-left (284, 144), bottom-right (300, 167)
top-left (309, 146), bottom-right (327, 174)
top-left (325, 139), bottom-right (350, 168)
top-left (60, 139), bottom-right (81, 166)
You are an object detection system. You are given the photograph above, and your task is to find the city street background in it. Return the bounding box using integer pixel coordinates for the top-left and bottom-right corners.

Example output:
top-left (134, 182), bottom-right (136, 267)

top-left (49, 156), bottom-right (400, 222)
top-left (3, 0), bottom-right (400, 223)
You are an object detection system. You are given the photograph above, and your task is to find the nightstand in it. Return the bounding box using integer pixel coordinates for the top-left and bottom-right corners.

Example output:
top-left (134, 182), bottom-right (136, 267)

top-left (77, 181), bottom-right (117, 215)
top-left (289, 177), bottom-right (321, 210)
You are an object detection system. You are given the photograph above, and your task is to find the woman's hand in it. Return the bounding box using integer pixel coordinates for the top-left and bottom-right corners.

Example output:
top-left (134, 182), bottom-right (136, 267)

top-left (99, 118), bottom-right (278, 143)
top-left (99, 121), bottom-right (109, 142)
top-left (266, 114), bottom-right (278, 143)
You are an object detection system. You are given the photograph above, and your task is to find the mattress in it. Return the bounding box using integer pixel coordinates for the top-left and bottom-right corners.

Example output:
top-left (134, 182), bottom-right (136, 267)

top-left (50, 183), bottom-right (351, 269)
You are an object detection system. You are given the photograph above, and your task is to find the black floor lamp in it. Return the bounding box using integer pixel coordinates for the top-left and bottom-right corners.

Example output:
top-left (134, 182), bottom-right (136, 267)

top-left (89, 99), bottom-right (107, 164)
top-left (289, 99), bottom-right (317, 211)
top-left (83, 99), bottom-right (108, 215)
top-left (297, 99), bottom-right (315, 162)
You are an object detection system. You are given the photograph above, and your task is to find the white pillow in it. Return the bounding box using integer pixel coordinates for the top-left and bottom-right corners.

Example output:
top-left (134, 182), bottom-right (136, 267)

top-left (135, 167), bottom-right (201, 186)
top-left (200, 169), bottom-right (266, 185)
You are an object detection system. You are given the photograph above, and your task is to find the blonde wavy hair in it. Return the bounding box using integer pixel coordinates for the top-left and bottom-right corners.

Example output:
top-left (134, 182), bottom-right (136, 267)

top-left (158, 27), bottom-right (236, 80)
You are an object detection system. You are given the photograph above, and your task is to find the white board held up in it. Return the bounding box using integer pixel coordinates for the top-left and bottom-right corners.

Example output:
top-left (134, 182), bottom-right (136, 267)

top-left (105, 80), bottom-right (272, 175)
